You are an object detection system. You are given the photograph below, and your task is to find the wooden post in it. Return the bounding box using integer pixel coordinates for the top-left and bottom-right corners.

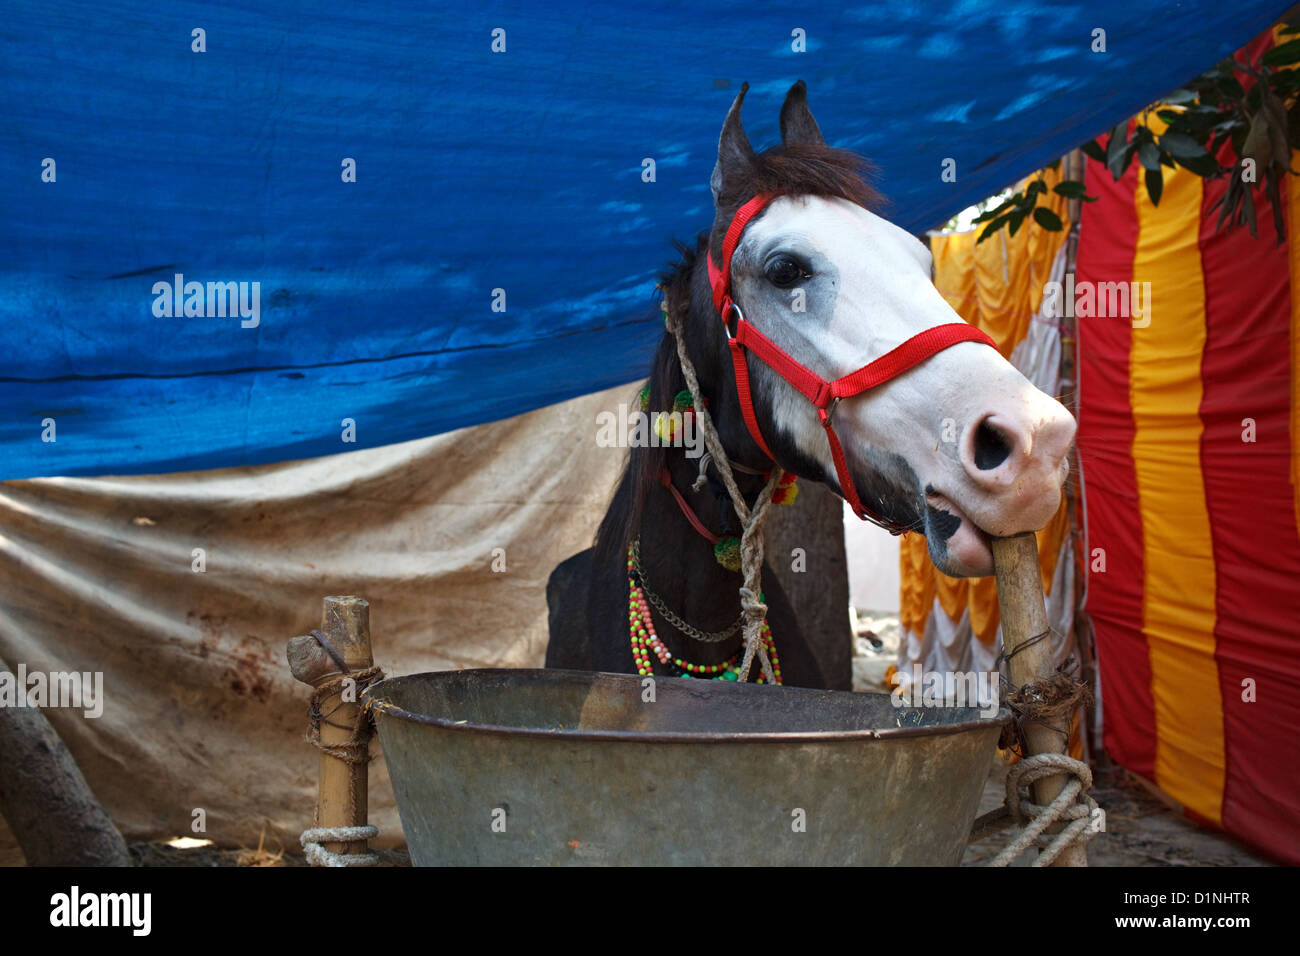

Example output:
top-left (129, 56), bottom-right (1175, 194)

top-left (991, 534), bottom-right (1087, 866)
top-left (286, 596), bottom-right (373, 861)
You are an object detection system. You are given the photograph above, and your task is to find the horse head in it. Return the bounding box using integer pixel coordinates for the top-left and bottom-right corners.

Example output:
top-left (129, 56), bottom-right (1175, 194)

top-left (677, 81), bottom-right (1076, 578)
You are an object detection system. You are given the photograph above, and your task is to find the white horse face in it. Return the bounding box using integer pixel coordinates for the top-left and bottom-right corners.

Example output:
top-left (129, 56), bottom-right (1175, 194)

top-left (730, 194), bottom-right (1074, 576)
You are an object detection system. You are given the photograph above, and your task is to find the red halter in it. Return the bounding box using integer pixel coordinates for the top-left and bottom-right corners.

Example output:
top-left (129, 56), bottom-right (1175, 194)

top-left (705, 192), bottom-right (997, 533)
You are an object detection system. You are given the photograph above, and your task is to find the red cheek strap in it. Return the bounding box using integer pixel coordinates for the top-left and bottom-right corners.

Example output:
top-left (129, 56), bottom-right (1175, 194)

top-left (703, 192), bottom-right (997, 531)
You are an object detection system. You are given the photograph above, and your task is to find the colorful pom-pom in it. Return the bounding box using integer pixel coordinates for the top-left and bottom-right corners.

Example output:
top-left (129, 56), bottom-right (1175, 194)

top-left (713, 536), bottom-right (742, 571)
top-left (653, 412), bottom-right (678, 443)
top-left (773, 473), bottom-right (799, 506)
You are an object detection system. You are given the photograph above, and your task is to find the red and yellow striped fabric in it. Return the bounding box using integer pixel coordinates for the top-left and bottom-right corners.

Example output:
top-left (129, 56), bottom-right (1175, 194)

top-left (1077, 30), bottom-right (1300, 862)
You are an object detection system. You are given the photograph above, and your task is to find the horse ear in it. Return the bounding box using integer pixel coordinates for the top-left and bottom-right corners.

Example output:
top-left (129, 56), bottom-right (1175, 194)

top-left (779, 80), bottom-right (824, 147)
top-left (711, 82), bottom-right (756, 203)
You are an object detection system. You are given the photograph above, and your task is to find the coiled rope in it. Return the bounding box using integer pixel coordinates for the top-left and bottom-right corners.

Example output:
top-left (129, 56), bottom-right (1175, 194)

top-left (970, 752), bottom-right (1102, 866)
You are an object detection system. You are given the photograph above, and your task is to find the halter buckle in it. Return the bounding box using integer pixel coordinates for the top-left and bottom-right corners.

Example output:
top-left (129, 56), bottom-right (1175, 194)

top-left (819, 397), bottom-right (841, 427)
top-left (721, 300), bottom-right (743, 340)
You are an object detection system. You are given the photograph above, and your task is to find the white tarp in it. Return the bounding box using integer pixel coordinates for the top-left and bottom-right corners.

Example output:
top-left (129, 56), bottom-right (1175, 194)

top-left (0, 383), bottom-right (634, 851)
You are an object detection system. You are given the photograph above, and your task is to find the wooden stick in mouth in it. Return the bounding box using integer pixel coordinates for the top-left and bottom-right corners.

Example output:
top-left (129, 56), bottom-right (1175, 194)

top-left (991, 532), bottom-right (1088, 867)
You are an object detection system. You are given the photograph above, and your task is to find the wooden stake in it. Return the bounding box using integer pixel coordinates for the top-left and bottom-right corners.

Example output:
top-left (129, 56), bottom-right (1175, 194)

top-left (991, 533), bottom-right (1088, 867)
top-left (286, 595), bottom-right (373, 861)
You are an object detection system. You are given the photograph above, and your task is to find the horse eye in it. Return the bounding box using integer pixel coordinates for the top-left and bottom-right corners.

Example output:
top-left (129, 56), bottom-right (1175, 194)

top-left (764, 256), bottom-right (808, 288)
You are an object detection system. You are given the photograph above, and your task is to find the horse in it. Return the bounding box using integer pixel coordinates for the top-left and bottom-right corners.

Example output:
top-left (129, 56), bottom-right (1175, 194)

top-left (545, 81), bottom-right (1075, 689)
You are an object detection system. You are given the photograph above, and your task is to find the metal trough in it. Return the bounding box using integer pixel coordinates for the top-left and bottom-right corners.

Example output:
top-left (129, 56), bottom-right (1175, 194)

top-left (365, 668), bottom-right (1008, 866)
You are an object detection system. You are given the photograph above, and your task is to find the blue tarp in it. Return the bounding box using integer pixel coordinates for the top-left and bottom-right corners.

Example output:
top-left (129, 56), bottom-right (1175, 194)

top-left (2, 1), bottom-right (1288, 479)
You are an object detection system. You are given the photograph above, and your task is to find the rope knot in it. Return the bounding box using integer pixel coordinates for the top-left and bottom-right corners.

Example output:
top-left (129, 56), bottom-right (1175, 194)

top-left (971, 752), bottom-right (1103, 867)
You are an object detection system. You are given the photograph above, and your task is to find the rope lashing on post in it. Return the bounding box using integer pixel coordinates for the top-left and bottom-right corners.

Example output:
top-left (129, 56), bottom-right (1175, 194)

top-left (300, 826), bottom-right (380, 867)
top-left (971, 637), bottom-right (1100, 866)
top-left (305, 665), bottom-right (385, 763)
top-left (995, 637), bottom-right (1093, 755)
top-left (300, 627), bottom-right (384, 865)
top-left (663, 295), bottom-right (781, 684)
top-left (970, 752), bottom-right (1101, 867)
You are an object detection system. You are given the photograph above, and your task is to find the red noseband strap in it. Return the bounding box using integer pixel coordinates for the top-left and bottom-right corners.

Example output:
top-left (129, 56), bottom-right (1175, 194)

top-left (705, 193), bottom-right (997, 533)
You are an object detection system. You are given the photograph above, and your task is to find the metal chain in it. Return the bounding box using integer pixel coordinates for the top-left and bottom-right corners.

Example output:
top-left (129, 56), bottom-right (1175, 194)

top-left (631, 538), bottom-right (742, 643)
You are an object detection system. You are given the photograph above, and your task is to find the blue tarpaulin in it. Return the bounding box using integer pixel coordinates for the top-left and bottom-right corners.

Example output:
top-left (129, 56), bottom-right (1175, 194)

top-left (2, 1), bottom-right (1289, 479)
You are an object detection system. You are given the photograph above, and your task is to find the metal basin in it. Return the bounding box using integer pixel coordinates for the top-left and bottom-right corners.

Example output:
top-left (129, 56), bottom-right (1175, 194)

top-left (365, 668), bottom-right (1008, 866)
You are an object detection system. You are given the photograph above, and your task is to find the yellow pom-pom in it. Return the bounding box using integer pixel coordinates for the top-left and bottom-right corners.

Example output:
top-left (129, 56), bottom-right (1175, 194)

top-left (653, 412), bottom-right (678, 443)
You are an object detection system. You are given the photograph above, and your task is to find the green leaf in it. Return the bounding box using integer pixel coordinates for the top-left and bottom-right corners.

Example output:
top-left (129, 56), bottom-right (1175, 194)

top-left (1108, 140), bottom-right (1136, 181)
top-left (1145, 167), bottom-right (1164, 206)
top-left (1163, 88), bottom-right (1198, 106)
top-left (976, 214), bottom-right (1010, 244)
top-left (1270, 68), bottom-right (1300, 94)
top-left (1172, 151), bottom-right (1220, 177)
top-left (1245, 83), bottom-right (1262, 113)
top-left (1263, 37), bottom-right (1300, 67)
top-left (1218, 75), bottom-right (1245, 100)
top-left (1033, 206), bottom-right (1063, 231)
top-left (1230, 124), bottom-right (1246, 158)
top-left (1138, 140), bottom-right (1162, 171)
top-left (1080, 139), bottom-right (1106, 163)
top-left (1007, 210), bottom-right (1026, 237)
top-left (1105, 122), bottom-right (1129, 164)
top-left (1053, 179), bottom-right (1090, 198)
top-left (972, 196), bottom-right (1018, 223)
top-left (1159, 130), bottom-right (1209, 158)
top-left (1161, 108), bottom-right (1227, 133)
top-left (1241, 186), bottom-right (1258, 237)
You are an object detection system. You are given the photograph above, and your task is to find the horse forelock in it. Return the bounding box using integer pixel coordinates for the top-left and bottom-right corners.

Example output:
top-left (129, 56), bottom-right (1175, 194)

top-left (709, 144), bottom-right (883, 262)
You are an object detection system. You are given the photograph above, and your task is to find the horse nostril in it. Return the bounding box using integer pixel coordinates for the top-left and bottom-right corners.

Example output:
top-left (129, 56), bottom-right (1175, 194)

top-left (972, 418), bottom-right (1013, 471)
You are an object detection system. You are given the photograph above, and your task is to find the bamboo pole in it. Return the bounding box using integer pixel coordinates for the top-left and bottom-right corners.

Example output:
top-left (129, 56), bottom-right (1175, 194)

top-left (991, 533), bottom-right (1087, 866)
top-left (286, 595), bottom-right (373, 861)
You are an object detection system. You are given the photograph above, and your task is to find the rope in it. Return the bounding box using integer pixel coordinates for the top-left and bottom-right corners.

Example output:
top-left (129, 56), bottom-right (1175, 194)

top-left (300, 826), bottom-right (380, 867)
top-left (305, 666), bottom-right (385, 763)
top-left (300, 631), bottom-right (385, 867)
top-left (664, 295), bottom-right (780, 683)
top-left (692, 452), bottom-right (713, 492)
top-left (998, 662), bottom-right (1093, 753)
top-left (969, 752), bottom-right (1101, 867)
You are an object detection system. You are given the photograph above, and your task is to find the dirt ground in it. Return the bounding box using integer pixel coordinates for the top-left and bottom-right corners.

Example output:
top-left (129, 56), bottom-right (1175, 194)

top-left (0, 616), bottom-right (1274, 867)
